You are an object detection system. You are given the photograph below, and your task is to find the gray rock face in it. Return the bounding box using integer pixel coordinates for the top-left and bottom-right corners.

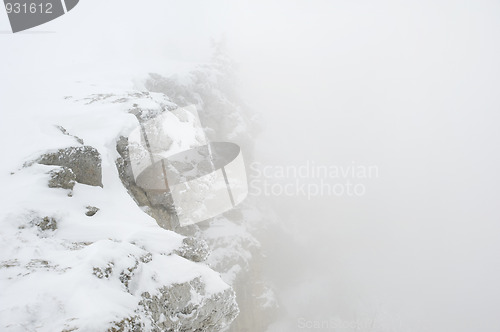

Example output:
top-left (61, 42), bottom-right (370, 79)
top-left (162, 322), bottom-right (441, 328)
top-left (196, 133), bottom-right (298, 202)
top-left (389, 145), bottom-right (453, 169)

top-left (89, 249), bottom-right (238, 332)
top-left (38, 146), bottom-right (102, 187)
top-left (3, 88), bottom-right (244, 331)
top-left (115, 134), bottom-right (241, 331)
top-left (138, 277), bottom-right (239, 332)
top-left (174, 237), bottom-right (210, 263)
top-left (116, 136), bottom-right (179, 231)
top-left (48, 166), bottom-right (76, 190)
top-left (144, 63), bottom-right (280, 332)
top-left (107, 279), bottom-right (239, 332)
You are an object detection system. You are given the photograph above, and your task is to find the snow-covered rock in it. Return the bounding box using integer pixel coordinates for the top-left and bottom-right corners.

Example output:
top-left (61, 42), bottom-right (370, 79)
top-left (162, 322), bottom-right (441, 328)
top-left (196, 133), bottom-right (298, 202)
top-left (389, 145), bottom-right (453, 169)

top-left (141, 57), bottom-right (279, 331)
top-left (0, 52), bottom-right (278, 332)
top-left (0, 87), bottom-right (239, 332)
top-left (37, 145), bottom-right (103, 187)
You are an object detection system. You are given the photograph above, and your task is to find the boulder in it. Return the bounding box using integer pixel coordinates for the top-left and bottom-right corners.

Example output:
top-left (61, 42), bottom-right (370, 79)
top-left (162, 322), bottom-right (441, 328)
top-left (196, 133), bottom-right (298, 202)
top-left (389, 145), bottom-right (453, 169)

top-left (85, 206), bottom-right (100, 217)
top-left (174, 237), bottom-right (210, 263)
top-left (38, 146), bottom-right (102, 187)
top-left (138, 277), bottom-right (239, 332)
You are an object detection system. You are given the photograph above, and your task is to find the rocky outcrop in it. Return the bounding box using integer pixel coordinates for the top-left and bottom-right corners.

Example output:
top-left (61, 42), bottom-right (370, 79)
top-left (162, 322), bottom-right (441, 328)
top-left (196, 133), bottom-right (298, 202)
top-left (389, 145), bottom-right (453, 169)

top-left (1, 56), bottom-right (265, 332)
top-left (48, 166), bottom-right (76, 190)
top-left (108, 282), bottom-right (238, 332)
top-left (174, 237), bottom-right (210, 263)
top-left (143, 61), bottom-right (278, 332)
top-left (110, 58), bottom-right (278, 331)
top-left (88, 242), bottom-right (238, 332)
top-left (137, 278), bottom-right (239, 332)
top-left (0, 98), bottom-right (239, 331)
top-left (116, 135), bottom-right (178, 231)
top-left (1, 210), bottom-right (239, 332)
top-left (38, 146), bottom-right (102, 187)
top-left (113, 101), bottom-right (273, 330)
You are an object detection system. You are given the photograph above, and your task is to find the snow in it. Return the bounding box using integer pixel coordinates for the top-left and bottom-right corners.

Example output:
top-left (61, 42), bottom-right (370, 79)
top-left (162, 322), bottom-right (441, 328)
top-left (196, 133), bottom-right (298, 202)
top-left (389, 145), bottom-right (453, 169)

top-left (131, 254), bottom-right (229, 298)
top-left (0, 68), bottom-right (233, 331)
top-left (0, 3), bottom-right (261, 327)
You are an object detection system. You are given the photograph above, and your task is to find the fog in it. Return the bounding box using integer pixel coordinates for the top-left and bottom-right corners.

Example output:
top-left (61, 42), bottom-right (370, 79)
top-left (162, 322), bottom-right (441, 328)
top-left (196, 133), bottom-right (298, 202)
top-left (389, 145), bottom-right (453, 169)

top-left (229, 1), bottom-right (500, 331)
top-left (2, 1), bottom-right (500, 331)
top-left (228, 1), bottom-right (500, 331)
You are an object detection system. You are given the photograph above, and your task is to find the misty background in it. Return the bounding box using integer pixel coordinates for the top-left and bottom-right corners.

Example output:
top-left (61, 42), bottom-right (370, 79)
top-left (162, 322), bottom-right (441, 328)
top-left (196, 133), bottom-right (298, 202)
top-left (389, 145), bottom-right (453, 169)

top-left (233, 2), bottom-right (500, 332)
top-left (1, 1), bottom-right (500, 331)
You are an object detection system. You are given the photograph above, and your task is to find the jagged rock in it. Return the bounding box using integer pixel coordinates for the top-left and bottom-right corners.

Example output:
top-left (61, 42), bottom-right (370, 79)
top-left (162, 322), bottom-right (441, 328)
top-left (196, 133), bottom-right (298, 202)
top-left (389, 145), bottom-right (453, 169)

top-left (38, 146), bottom-right (102, 187)
top-left (174, 237), bottom-right (210, 262)
top-left (2, 62), bottom-right (256, 332)
top-left (139, 277), bottom-right (239, 332)
top-left (48, 166), bottom-right (76, 190)
top-left (115, 69), bottom-right (273, 329)
top-left (116, 136), bottom-right (179, 231)
top-left (108, 280), bottom-right (238, 332)
top-left (85, 206), bottom-right (100, 217)
top-left (90, 248), bottom-right (238, 332)
top-left (145, 66), bottom-right (279, 332)
top-left (33, 216), bottom-right (58, 231)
